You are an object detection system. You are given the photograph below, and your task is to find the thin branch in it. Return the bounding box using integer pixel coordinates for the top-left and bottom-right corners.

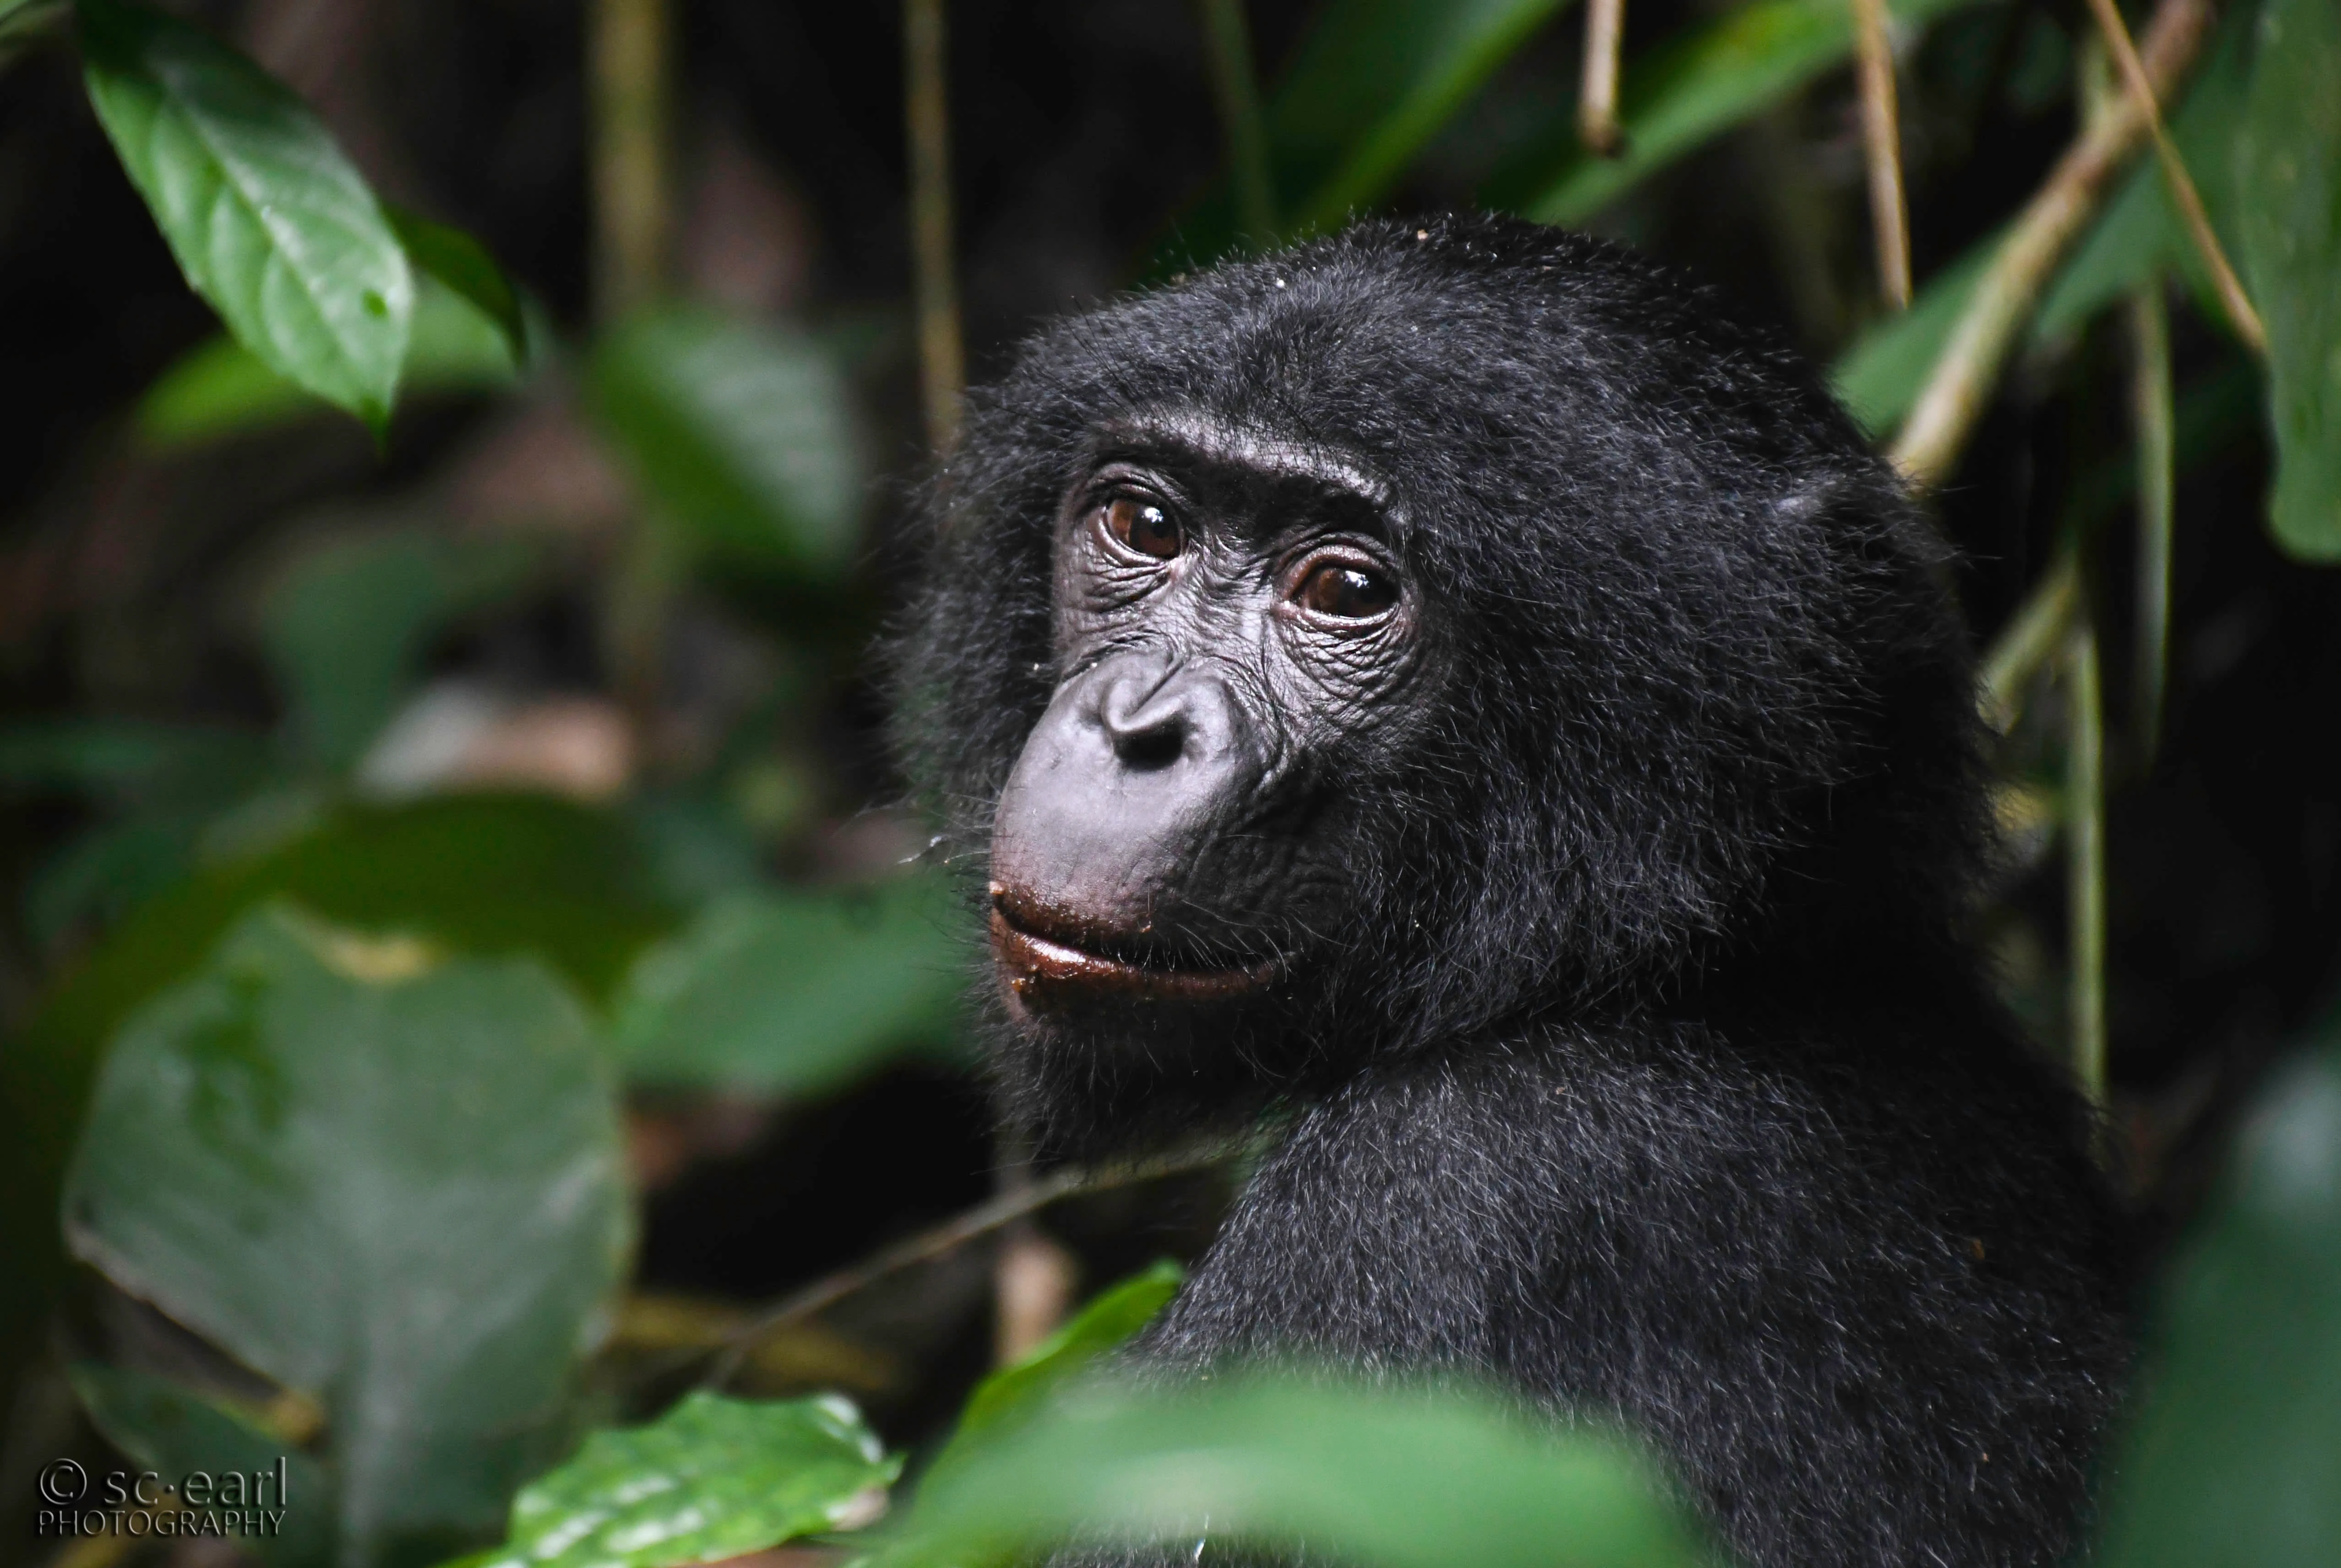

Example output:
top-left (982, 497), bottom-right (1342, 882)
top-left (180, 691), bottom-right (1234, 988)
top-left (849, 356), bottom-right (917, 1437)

top-left (2081, 0), bottom-right (2267, 354)
top-left (1980, 552), bottom-right (2079, 733)
top-left (703, 1143), bottom-right (1237, 1389)
top-left (588, 0), bottom-right (671, 320)
top-left (1579, 0), bottom-right (1626, 158)
top-left (2129, 283), bottom-right (2175, 758)
top-left (1890, 0), bottom-right (2216, 489)
top-left (2065, 616), bottom-right (2107, 1105)
top-left (904, 0), bottom-right (965, 452)
top-left (1852, 0), bottom-right (1911, 308)
top-left (1198, 0), bottom-right (1277, 246)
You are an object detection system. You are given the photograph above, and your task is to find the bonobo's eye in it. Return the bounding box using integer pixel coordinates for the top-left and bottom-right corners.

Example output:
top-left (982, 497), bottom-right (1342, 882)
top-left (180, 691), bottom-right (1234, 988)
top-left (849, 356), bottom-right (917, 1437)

top-left (1295, 559), bottom-right (1399, 621)
top-left (1099, 495), bottom-right (1182, 560)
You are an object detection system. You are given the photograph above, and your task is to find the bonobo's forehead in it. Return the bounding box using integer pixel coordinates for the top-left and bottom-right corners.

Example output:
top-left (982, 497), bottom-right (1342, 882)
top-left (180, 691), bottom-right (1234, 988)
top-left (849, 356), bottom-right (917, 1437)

top-left (1094, 411), bottom-right (1390, 505)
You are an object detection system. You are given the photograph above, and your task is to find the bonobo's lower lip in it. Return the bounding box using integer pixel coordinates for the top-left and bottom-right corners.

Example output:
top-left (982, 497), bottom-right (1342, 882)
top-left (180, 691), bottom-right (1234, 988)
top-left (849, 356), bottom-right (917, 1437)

top-left (989, 888), bottom-right (1277, 1005)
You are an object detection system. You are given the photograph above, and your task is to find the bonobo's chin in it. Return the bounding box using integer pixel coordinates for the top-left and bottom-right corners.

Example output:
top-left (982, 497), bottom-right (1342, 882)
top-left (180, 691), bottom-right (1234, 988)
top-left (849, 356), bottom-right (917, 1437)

top-left (984, 885), bottom-right (1299, 1159)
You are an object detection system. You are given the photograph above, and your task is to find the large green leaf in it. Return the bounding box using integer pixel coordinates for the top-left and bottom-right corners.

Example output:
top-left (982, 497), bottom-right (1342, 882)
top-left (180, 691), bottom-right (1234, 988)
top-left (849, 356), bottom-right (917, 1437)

top-left (2234, 0), bottom-right (2341, 559)
top-left (77, 0), bottom-right (412, 433)
top-left (0, 795), bottom-right (677, 1438)
top-left (609, 871), bottom-right (968, 1096)
top-left (472, 1391), bottom-right (898, 1568)
top-left (71, 1362), bottom-right (335, 1568)
top-left (2095, 1022), bottom-right (2341, 1566)
top-left (871, 1376), bottom-right (1704, 1568)
top-left (139, 276), bottom-right (530, 450)
top-left (261, 526), bottom-right (538, 771)
top-left (941, 1261), bottom-right (1182, 1457)
top-left (64, 904), bottom-right (633, 1568)
top-left (588, 305), bottom-right (862, 577)
top-left (1279, 0), bottom-right (1575, 234)
top-left (1516, 0), bottom-right (1988, 226)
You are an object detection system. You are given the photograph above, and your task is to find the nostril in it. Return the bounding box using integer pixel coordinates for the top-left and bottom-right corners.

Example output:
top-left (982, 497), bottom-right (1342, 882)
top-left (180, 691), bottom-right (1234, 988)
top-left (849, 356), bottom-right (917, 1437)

top-left (1106, 708), bottom-right (1187, 771)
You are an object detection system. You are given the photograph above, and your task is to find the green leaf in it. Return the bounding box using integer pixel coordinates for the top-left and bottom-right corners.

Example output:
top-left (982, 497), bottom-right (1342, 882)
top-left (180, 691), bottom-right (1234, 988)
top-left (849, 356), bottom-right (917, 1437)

top-left (588, 305), bottom-right (863, 577)
top-left (609, 871), bottom-right (968, 1096)
top-left (1282, 0), bottom-right (1575, 234)
top-left (0, 795), bottom-right (677, 1447)
top-left (139, 275), bottom-right (530, 449)
top-left (0, 718), bottom-right (270, 807)
top-left (2095, 1021), bottom-right (2341, 1566)
top-left (260, 526), bottom-right (538, 771)
top-left (77, 0), bottom-right (413, 433)
top-left (71, 1362), bottom-right (334, 1568)
top-left (873, 1375), bottom-right (1704, 1568)
top-left (64, 903), bottom-right (633, 1568)
top-left (1517, 0), bottom-right (1988, 226)
top-left (951, 1261), bottom-right (1183, 1445)
top-left (385, 206), bottom-right (528, 365)
top-left (2234, 0), bottom-right (2341, 559)
top-left (1829, 236), bottom-right (2000, 438)
top-left (475, 1391), bottom-right (899, 1568)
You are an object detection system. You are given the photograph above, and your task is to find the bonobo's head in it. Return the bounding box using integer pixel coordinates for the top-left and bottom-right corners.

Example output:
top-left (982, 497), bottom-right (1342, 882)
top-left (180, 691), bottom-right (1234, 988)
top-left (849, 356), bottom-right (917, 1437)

top-left (893, 214), bottom-right (1983, 1157)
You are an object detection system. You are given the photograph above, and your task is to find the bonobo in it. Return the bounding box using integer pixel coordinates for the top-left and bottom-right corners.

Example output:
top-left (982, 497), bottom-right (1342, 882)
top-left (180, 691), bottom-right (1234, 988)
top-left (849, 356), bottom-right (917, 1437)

top-left (892, 215), bottom-right (2129, 1568)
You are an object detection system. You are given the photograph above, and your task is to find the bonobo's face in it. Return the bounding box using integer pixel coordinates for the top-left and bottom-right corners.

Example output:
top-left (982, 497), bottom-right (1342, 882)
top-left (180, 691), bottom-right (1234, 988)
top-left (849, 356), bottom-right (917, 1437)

top-left (986, 417), bottom-right (1429, 1042)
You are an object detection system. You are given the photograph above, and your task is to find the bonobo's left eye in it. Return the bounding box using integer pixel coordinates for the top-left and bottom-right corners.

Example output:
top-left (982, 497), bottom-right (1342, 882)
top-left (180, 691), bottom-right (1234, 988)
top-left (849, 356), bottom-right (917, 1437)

top-left (1294, 559), bottom-right (1399, 621)
top-left (1099, 495), bottom-right (1182, 560)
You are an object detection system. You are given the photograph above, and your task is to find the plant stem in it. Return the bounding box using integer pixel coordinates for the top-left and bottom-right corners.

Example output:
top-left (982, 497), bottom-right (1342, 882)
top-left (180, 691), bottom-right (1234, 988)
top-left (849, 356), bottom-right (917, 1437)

top-left (904, 0), bottom-right (965, 452)
top-left (1980, 552), bottom-right (2079, 733)
top-left (1579, 0), bottom-right (1626, 157)
top-left (1852, 0), bottom-right (1911, 308)
top-left (2081, 0), bottom-right (2266, 354)
top-left (1198, 0), bottom-right (1277, 245)
top-left (2066, 615), bottom-right (2107, 1105)
top-left (588, 0), bottom-right (671, 321)
top-left (1890, 0), bottom-right (2215, 489)
top-left (702, 1143), bottom-right (1235, 1389)
top-left (2129, 283), bottom-right (2174, 758)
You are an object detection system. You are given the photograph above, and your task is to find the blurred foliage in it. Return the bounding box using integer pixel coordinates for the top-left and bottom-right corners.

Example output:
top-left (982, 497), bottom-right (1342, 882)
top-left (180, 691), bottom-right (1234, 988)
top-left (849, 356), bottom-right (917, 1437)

top-left (3, 0), bottom-right (2341, 1565)
top-left (65, 905), bottom-right (631, 1568)
top-left (2096, 1013), bottom-right (2341, 1567)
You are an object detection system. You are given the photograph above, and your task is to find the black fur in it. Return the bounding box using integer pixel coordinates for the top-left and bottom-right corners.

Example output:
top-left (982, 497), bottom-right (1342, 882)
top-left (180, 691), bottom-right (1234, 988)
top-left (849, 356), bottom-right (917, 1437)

top-left (891, 215), bottom-right (2130, 1568)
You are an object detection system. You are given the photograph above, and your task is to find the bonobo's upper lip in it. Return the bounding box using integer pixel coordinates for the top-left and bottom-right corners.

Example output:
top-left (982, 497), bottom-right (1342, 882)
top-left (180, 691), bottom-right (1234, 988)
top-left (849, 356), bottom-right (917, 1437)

top-left (989, 884), bottom-right (1278, 1004)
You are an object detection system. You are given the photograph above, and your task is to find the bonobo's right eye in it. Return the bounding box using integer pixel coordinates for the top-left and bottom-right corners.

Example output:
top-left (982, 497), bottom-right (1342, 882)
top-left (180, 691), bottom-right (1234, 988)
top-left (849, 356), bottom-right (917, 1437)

top-left (1098, 495), bottom-right (1182, 560)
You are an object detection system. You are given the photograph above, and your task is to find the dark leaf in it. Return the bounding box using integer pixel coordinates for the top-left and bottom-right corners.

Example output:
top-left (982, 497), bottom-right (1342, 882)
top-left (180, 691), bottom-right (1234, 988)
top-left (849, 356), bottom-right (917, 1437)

top-left (384, 205), bottom-right (528, 365)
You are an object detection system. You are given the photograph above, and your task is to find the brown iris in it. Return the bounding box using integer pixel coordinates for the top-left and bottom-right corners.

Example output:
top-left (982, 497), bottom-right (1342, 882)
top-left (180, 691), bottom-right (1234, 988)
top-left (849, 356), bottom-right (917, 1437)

top-left (1296, 560), bottom-right (1398, 620)
top-left (1103, 496), bottom-right (1181, 559)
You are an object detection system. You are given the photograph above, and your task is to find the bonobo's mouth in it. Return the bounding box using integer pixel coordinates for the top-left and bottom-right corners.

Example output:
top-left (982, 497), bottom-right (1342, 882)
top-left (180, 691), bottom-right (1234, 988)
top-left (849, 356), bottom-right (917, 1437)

top-left (989, 884), bottom-right (1279, 1005)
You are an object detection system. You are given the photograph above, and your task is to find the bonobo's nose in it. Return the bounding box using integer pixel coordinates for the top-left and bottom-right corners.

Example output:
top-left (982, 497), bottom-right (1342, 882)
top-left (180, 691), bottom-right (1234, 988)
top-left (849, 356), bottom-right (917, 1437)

top-left (989, 650), bottom-right (1263, 931)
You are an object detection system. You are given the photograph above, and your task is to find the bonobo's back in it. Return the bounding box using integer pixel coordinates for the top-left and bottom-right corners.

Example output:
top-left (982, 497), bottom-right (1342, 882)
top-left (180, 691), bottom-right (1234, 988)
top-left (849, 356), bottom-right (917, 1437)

top-left (890, 213), bottom-right (2131, 1568)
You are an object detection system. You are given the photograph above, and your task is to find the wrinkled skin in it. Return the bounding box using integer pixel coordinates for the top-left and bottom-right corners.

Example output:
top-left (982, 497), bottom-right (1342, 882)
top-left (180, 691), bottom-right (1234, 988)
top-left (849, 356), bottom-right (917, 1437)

top-left (892, 215), bottom-right (2132, 1568)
